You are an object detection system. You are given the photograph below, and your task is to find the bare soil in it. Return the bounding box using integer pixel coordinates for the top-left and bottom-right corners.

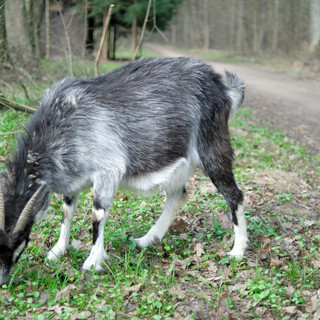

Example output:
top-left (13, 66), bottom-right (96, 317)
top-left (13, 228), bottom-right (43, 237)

top-left (146, 44), bottom-right (320, 155)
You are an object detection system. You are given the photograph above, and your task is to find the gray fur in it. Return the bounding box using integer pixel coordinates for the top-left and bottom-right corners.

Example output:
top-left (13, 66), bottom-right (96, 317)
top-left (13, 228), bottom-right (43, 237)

top-left (0, 57), bottom-right (247, 284)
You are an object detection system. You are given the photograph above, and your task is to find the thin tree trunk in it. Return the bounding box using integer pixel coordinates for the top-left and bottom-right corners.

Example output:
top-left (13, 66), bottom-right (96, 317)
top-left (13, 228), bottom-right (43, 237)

top-left (258, 0), bottom-right (267, 53)
top-left (310, 0), bottom-right (320, 51)
top-left (102, 6), bottom-right (108, 60)
top-left (203, 0), bottom-right (209, 49)
top-left (131, 16), bottom-right (137, 60)
top-left (132, 0), bottom-right (152, 60)
top-left (272, 0), bottom-right (279, 51)
top-left (82, 0), bottom-right (88, 59)
top-left (236, 0), bottom-right (243, 52)
top-left (58, 3), bottom-right (73, 76)
top-left (45, 0), bottom-right (50, 59)
top-left (0, 0), bottom-right (8, 62)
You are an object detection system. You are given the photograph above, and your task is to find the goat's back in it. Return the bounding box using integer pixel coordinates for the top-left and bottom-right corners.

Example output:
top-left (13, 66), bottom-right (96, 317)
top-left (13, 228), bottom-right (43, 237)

top-left (21, 58), bottom-right (233, 193)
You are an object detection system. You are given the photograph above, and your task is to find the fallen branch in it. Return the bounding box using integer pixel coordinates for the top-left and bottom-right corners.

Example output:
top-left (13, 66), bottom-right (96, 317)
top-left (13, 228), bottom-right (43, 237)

top-left (0, 131), bottom-right (24, 136)
top-left (0, 94), bottom-right (36, 114)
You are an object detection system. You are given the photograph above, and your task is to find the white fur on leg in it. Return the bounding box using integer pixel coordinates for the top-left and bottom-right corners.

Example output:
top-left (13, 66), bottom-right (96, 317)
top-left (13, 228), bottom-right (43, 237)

top-left (47, 202), bottom-right (75, 261)
top-left (135, 192), bottom-right (184, 248)
top-left (227, 204), bottom-right (248, 259)
top-left (82, 240), bottom-right (109, 272)
top-left (82, 209), bottom-right (109, 272)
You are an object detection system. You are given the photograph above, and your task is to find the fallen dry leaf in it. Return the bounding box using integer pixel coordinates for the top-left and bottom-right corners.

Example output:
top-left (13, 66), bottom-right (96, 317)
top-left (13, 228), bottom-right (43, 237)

top-left (124, 283), bottom-right (142, 297)
top-left (194, 242), bottom-right (205, 260)
top-left (170, 218), bottom-right (189, 232)
top-left (55, 284), bottom-right (76, 301)
top-left (283, 305), bottom-right (296, 314)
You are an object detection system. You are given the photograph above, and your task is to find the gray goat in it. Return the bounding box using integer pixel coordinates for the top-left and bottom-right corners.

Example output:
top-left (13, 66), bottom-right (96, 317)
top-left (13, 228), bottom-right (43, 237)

top-left (0, 57), bottom-right (248, 285)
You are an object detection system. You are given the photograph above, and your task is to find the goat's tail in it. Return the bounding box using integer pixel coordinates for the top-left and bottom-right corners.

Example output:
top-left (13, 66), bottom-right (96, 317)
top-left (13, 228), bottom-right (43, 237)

top-left (225, 71), bottom-right (245, 114)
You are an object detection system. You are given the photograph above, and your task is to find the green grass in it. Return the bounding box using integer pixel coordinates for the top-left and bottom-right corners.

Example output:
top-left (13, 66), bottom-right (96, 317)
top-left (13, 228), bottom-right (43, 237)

top-left (0, 64), bottom-right (320, 318)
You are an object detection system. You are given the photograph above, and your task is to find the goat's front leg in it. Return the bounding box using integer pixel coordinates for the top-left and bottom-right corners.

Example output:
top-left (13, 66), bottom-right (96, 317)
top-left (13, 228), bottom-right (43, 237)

top-left (82, 203), bottom-right (109, 272)
top-left (134, 188), bottom-right (187, 248)
top-left (47, 195), bottom-right (78, 261)
top-left (82, 176), bottom-right (116, 272)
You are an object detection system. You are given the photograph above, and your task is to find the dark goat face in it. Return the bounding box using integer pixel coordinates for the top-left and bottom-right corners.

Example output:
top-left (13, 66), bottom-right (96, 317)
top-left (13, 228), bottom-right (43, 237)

top-left (0, 233), bottom-right (28, 286)
top-left (0, 184), bottom-right (47, 286)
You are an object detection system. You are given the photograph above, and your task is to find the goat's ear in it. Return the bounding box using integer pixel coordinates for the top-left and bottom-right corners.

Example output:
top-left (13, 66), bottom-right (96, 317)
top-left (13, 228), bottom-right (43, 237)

top-left (13, 183), bottom-right (47, 233)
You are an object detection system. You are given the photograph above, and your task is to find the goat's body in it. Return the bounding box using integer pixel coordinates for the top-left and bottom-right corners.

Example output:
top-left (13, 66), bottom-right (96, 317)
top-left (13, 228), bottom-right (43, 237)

top-left (25, 58), bottom-right (228, 195)
top-left (0, 57), bottom-right (248, 282)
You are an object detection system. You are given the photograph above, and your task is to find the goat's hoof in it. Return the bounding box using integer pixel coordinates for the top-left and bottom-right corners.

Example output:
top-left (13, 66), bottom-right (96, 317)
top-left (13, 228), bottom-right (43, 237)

top-left (134, 235), bottom-right (160, 248)
top-left (82, 253), bottom-right (109, 272)
top-left (227, 249), bottom-right (245, 260)
top-left (47, 247), bottom-right (65, 261)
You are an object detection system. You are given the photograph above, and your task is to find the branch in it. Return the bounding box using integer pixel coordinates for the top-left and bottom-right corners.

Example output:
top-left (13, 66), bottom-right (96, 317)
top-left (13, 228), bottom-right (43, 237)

top-left (94, 4), bottom-right (114, 76)
top-left (0, 94), bottom-right (36, 114)
top-left (132, 0), bottom-right (152, 60)
top-left (0, 131), bottom-right (24, 136)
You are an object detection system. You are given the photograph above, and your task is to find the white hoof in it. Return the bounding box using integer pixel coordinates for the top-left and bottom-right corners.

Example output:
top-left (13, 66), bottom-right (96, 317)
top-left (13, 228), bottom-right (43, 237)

top-left (82, 251), bottom-right (109, 272)
top-left (47, 245), bottom-right (66, 261)
top-left (227, 248), bottom-right (245, 260)
top-left (134, 234), bottom-right (161, 248)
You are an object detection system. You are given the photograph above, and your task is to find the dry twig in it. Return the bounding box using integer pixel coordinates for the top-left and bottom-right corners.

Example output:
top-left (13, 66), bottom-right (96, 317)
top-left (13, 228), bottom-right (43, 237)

top-left (0, 94), bottom-right (36, 114)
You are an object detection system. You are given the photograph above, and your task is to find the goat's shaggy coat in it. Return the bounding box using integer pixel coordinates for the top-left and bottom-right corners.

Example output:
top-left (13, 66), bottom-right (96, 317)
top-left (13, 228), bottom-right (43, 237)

top-left (0, 57), bottom-right (247, 285)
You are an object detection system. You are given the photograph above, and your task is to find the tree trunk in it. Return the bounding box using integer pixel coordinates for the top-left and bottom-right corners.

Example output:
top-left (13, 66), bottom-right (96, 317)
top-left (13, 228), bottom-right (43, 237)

top-left (86, 15), bottom-right (95, 52)
top-left (310, 0), bottom-right (320, 51)
top-left (258, 0), bottom-right (267, 53)
top-left (102, 6), bottom-right (108, 60)
top-left (272, 0), bottom-right (279, 51)
top-left (131, 16), bottom-right (137, 60)
top-left (0, 0), bottom-right (8, 62)
top-left (5, 0), bottom-right (32, 56)
top-left (236, 0), bottom-right (244, 52)
top-left (45, 0), bottom-right (50, 59)
top-left (203, 0), bottom-right (209, 49)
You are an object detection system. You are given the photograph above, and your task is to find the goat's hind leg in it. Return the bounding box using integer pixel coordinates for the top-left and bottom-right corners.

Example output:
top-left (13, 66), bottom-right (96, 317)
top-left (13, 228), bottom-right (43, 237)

top-left (47, 195), bottom-right (78, 261)
top-left (212, 172), bottom-right (248, 258)
top-left (135, 188), bottom-right (187, 248)
top-left (200, 148), bottom-right (248, 259)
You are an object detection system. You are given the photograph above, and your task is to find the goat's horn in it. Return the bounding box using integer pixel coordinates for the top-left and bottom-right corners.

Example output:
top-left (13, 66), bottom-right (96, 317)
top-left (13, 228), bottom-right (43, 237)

top-left (0, 190), bottom-right (4, 231)
top-left (13, 184), bottom-right (47, 233)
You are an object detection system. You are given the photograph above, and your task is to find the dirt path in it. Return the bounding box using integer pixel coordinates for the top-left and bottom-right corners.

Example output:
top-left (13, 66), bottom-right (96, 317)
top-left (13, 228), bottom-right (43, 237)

top-left (146, 44), bottom-right (320, 154)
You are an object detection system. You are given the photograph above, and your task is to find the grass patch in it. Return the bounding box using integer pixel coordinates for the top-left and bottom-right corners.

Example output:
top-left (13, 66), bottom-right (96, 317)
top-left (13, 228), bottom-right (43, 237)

top-left (0, 66), bottom-right (320, 318)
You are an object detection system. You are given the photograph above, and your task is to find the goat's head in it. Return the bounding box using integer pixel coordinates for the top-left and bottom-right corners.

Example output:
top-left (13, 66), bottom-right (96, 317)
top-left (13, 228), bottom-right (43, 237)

top-left (0, 183), bottom-right (48, 286)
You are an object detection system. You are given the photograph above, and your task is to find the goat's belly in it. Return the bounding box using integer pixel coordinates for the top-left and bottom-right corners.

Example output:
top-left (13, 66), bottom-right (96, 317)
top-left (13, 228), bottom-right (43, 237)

top-left (121, 157), bottom-right (196, 195)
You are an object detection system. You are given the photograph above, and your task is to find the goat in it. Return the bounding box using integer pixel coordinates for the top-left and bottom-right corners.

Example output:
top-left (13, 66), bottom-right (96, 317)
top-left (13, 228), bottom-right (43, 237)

top-left (0, 57), bottom-right (248, 285)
